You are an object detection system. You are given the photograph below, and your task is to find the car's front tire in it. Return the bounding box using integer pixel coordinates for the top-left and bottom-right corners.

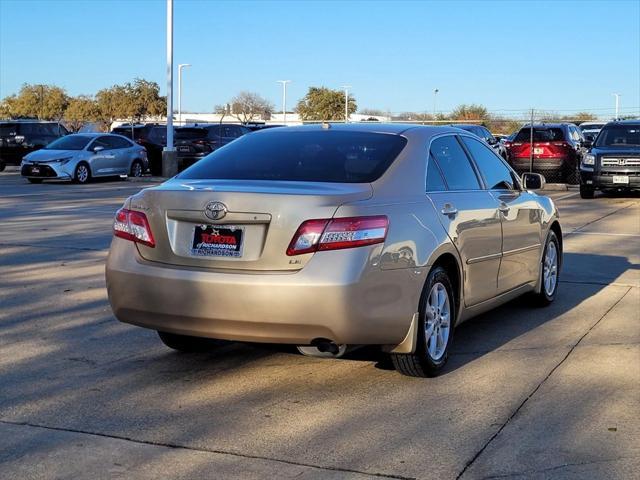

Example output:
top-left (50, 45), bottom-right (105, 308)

top-left (580, 184), bottom-right (595, 199)
top-left (74, 162), bottom-right (91, 184)
top-left (531, 230), bottom-right (560, 306)
top-left (391, 266), bottom-right (455, 377)
top-left (157, 331), bottom-right (225, 352)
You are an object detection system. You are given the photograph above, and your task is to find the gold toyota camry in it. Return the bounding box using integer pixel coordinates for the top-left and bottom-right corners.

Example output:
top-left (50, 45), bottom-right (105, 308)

top-left (106, 124), bottom-right (562, 377)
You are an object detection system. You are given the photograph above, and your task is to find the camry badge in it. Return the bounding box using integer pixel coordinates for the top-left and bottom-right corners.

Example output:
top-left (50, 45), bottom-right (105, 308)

top-left (204, 201), bottom-right (227, 221)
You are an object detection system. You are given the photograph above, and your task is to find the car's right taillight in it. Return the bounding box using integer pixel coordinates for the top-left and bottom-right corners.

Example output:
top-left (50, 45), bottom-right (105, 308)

top-left (287, 215), bottom-right (388, 256)
top-left (113, 208), bottom-right (155, 247)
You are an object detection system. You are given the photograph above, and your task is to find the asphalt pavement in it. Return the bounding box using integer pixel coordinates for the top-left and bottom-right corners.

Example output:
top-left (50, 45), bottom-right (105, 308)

top-left (0, 170), bottom-right (638, 480)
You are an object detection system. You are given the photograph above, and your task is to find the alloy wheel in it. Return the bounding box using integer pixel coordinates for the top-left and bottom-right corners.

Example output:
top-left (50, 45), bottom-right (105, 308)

top-left (543, 241), bottom-right (558, 296)
top-left (425, 282), bottom-right (451, 361)
top-left (77, 165), bottom-right (89, 183)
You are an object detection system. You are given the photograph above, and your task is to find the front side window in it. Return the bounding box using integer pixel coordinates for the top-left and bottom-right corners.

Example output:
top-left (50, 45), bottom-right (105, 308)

top-left (461, 136), bottom-right (514, 190)
top-left (429, 135), bottom-right (481, 190)
top-left (179, 130), bottom-right (408, 183)
top-left (89, 136), bottom-right (112, 150)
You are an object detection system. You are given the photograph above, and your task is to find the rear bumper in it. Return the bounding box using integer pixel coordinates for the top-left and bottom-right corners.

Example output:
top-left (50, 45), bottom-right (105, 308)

top-left (105, 238), bottom-right (418, 346)
top-left (510, 157), bottom-right (571, 172)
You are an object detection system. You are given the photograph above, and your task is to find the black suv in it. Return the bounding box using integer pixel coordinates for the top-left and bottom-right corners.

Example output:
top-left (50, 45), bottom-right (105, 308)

top-left (111, 123), bottom-right (168, 176)
top-left (0, 120), bottom-right (69, 171)
top-left (174, 124), bottom-right (251, 169)
top-left (579, 120), bottom-right (640, 198)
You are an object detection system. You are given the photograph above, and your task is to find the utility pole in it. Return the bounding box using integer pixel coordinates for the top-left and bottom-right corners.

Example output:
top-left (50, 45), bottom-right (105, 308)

top-left (277, 80), bottom-right (291, 124)
top-left (178, 63), bottom-right (191, 126)
top-left (613, 93), bottom-right (621, 120)
top-left (162, 0), bottom-right (177, 178)
top-left (341, 85), bottom-right (352, 123)
top-left (529, 108), bottom-right (534, 174)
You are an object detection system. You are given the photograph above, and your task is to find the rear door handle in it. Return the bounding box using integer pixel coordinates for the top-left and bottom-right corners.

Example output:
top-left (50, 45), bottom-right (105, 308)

top-left (441, 203), bottom-right (458, 216)
top-left (499, 203), bottom-right (510, 214)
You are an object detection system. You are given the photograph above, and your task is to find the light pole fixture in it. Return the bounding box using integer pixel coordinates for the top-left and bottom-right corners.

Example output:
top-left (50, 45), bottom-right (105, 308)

top-left (277, 80), bottom-right (291, 124)
top-left (433, 88), bottom-right (439, 118)
top-left (341, 85), bottom-right (352, 123)
top-left (162, 0), bottom-right (177, 178)
top-left (178, 63), bottom-right (191, 125)
top-left (612, 93), bottom-right (621, 120)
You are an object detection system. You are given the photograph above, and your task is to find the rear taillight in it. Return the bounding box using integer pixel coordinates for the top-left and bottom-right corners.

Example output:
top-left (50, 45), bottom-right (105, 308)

top-left (113, 208), bottom-right (155, 247)
top-left (287, 215), bottom-right (388, 256)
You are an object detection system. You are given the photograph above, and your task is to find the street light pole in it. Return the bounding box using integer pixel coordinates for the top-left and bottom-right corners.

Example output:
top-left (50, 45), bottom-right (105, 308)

top-left (613, 93), bottom-right (621, 120)
top-left (162, 0), bottom-right (177, 178)
top-left (178, 63), bottom-right (191, 126)
top-left (433, 88), bottom-right (439, 118)
top-left (276, 80), bottom-right (291, 124)
top-left (341, 85), bottom-right (352, 123)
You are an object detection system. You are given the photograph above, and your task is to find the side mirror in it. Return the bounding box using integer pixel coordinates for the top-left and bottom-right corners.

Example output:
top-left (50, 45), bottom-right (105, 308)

top-left (93, 146), bottom-right (104, 153)
top-left (521, 172), bottom-right (545, 190)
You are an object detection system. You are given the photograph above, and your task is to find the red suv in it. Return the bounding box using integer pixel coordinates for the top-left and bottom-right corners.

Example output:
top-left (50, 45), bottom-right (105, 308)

top-left (507, 123), bottom-right (585, 183)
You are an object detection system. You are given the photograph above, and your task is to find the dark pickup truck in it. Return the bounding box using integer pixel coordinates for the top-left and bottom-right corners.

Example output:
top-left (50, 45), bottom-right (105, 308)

top-left (579, 120), bottom-right (640, 198)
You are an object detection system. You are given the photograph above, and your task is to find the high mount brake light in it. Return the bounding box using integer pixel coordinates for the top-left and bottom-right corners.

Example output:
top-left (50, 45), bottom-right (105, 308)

top-left (287, 216), bottom-right (388, 256)
top-left (113, 208), bottom-right (155, 247)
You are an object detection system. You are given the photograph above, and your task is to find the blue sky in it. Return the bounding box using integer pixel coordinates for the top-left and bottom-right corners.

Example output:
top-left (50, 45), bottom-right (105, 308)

top-left (1, 0), bottom-right (639, 118)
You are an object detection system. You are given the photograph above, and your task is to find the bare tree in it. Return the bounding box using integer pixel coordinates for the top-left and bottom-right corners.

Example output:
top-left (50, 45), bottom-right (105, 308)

top-left (226, 92), bottom-right (274, 123)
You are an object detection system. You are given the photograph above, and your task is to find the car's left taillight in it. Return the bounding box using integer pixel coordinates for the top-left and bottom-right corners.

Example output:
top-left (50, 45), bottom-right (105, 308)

top-left (113, 208), bottom-right (155, 247)
top-left (287, 215), bottom-right (388, 256)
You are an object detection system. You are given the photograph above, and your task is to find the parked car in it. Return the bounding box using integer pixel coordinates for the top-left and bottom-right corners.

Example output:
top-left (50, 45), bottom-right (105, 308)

top-left (579, 122), bottom-right (606, 143)
top-left (579, 120), bottom-right (640, 198)
top-left (175, 124), bottom-right (251, 169)
top-left (0, 120), bottom-right (68, 171)
top-left (111, 123), bottom-right (167, 176)
top-left (450, 124), bottom-right (507, 159)
top-left (106, 124), bottom-right (562, 377)
top-left (506, 123), bottom-right (585, 183)
top-left (20, 133), bottom-right (148, 184)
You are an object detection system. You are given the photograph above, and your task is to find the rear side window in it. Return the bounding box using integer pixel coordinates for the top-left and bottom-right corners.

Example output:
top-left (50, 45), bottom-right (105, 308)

top-left (179, 130), bottom-right (408, 183)
top-left (429, 135), bottom-right (480, 190)
top-left (110, 136), bottom-right (133, 148)
top-left (461, 136), bottom-right (514, 190)
top-left (426, 154), bottom-right (447, 191)
top-left (514, 127), bottom-right (565, 142)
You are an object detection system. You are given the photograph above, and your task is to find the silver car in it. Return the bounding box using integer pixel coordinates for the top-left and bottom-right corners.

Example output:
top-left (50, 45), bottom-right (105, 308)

top-left (21, 133), bottom-right (148, 184)
top-left (106, 124), bottom-right (562, 377)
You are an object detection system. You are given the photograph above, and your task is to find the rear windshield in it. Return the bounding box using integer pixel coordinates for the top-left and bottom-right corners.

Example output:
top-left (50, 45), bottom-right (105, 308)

top-left (45, 135), bottom-right (92, 150)
top-left (178, 130), bottom-right (408, 183)
top-left (175, 128), bottom-right (207, 140)
top-left (0, 124), bottom-right (18, 137)
top-left (595, 125), bottom-right (640, 147)
top-left (580, 124), bottom-right (605, 131)
top-left (514, 127), bottom-right (565, 142)
top-left (112, 127), bottom-right (142, 139)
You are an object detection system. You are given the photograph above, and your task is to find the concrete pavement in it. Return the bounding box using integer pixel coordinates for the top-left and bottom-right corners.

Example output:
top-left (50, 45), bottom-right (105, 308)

top-left (0, 171), bottom-right (638, 479)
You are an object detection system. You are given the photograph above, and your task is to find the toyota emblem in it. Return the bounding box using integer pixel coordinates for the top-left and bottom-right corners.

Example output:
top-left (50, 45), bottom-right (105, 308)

top-left (204, 201), bottom-right (227, 221)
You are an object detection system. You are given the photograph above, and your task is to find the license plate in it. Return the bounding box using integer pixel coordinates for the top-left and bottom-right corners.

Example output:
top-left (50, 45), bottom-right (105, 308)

top-left (178, 146), bottom-right (190, 152)
top-left (191, 225), bottom-right (243, 257)
top-left (31, 166), bottom-right (40, 174)
top-left (533, 148), bottom-right (543, 155)
top-left (613, 175), bottom-right (629, 184)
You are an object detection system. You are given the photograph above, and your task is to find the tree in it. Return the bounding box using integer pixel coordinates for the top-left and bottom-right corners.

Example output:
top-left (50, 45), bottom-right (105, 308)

top-left (296, 87), bottom-right (357, 121)
top-left (5, 84), bottom-right (69, 120)
top-left (95, 79), bottom-right (166, 130)
top-left (0, 95), bottom-right (17, 119)
top-left (221, 91), bottom-right (273, 123)
top-left (450, 104), bottom-right (490, 122)
top-left (64, 95), bottom-right (99, 132)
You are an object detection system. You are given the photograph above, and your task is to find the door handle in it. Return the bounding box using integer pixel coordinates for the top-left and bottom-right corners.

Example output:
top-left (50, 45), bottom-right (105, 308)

top-left (441, 203), bottom-right (458, 216)
top-left (499, 203), bottom-right (510, 214)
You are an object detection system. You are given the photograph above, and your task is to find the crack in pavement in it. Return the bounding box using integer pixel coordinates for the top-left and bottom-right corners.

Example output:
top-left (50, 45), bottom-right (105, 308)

top-left (455, 286), bottom-right (633, 480)
top-left (0, 242), bottom-right (106, 252)
top-left (0, 419), bottom-right (415, 480)
top-left (478, 455), bottom-right (639, 479)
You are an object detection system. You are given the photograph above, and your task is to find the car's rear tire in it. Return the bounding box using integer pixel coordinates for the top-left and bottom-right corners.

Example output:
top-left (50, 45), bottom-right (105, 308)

top-left (531, 230), bottom-right (560, 307)
top-left (580, 184), bottom-right (595, 199)
top-left (391, 266), bottom-right (455, 377)
top-left (130, 160), bottom-right (144, 178)
top-left (27, 178), bottom-right (43, 184)
top-left (74, 162), bottom-right (91, 184)
top-left (564, 167), bottom-right (580, 185)
top-left (157, 331), bottom-right (225, 352)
